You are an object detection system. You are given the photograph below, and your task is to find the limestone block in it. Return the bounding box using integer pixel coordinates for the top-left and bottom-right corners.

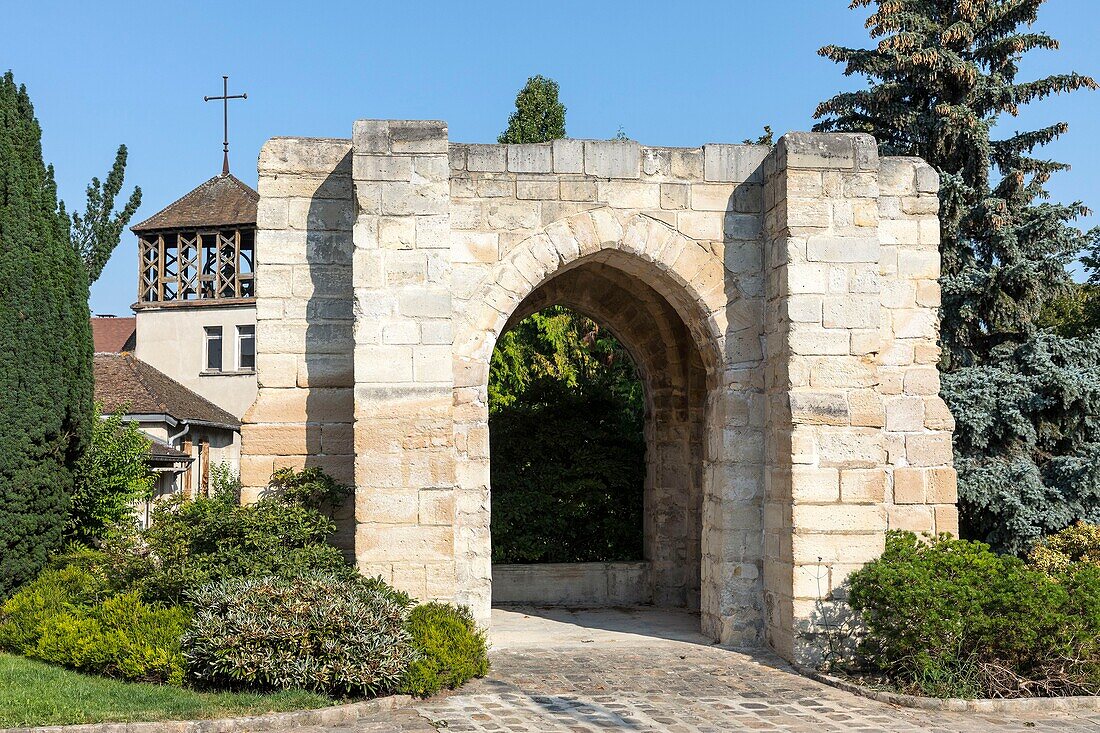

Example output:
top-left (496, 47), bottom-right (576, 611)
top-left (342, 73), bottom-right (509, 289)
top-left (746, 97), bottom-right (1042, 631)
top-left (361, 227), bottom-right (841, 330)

top-left (380, 181), bottom-right (448, 216)
top-left (356, 345), bottom-right (413, 383)
top-left (791, 504), bottom-right (887, 533)
top-left (790, 466), bottom-right (840, 502)
top-left (724, 213), bottom-right (762, 241)
top-left (906, 433), bottom-right (953, 467)
top-left (924, 397), bottom-right (955, 431)
top-left (465, 144), bottom-right (507, 172)
top-left (691, 184), bottom-right (737, 212)
top-left (892, 467), bottom-right (926, 504)
top-left (451, 231), bottom-right (499, 263)
top-left (357, 490), bottom-right (419, 524)
top-left (487, 201), bottom-right (540, 230)
top-left (552, 139), bottom-right (584, 173)
top-left (817, 427), bottom-right (884, 469)
top-left (878, 157), bottom-right (917, 195)
top-left (260, 138), bottom-right (353, 176)
top-left (398, 289), bottom-right (452, 319)
top-left (661, 184), bottom-right (690, 210)
top-left (353, 155), bottom-right (411, 182)
top-left (885, 396), bottom-right (925, 432)
top-left (898, 249), bottom-right (940, 278)
top-left (840, 469), bottom-right (886, 503)
top-left (791, 532), bottom-right (884, 564)
top-left (516, 179), bottom-right (560, 200)
top-left (893, 308), bottom-right (937, 339)
top-left (670, 148), bottom-right (704, 180)
top-left (822, 296), bottom-right (879, 329)
top-left (597, 181), bottom-right (660, 209)
top-left (788, 392), bottom-right (849, 426)
top-left (386, 120), bottom-right (449, 154)
top-left (903, 366), bottom-right (940, 395)
top-left (584, 140), bottom-right (641, 178)
top-left (414, 345), bottom-right (453, 383)
top-left (807, 235), bottom-right (878, 263)
top-left (848, 390), bottom-right (885, 427)
top-left (788, 323), bottom-right (849, 356)
top-left (703, 144), bottom-right (768, 183)
top-left (506, 144), bottom-right (552, 173)
top-left (378, 216), bottom-right (416, 250)
top-left (779, 133), bottom-right (861, 171)
top-left (560, 180), bottom-right (598, 201)
top-left (887, 505), bottom-right (934, 533)
top-left (935, 505), bottom-right (960, 536)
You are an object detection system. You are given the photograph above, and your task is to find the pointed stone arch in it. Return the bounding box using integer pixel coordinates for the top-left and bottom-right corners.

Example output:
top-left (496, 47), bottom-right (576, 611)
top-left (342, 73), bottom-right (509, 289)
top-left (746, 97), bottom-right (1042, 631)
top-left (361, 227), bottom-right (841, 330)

top-left (450, 207), bottom-right (766, 644)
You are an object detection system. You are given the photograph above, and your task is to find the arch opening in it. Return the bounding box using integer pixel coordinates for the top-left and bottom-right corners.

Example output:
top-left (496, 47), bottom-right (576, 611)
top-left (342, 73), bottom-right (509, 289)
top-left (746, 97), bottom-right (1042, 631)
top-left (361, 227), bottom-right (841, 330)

top-left (486, 258), bottom-right (710, 611)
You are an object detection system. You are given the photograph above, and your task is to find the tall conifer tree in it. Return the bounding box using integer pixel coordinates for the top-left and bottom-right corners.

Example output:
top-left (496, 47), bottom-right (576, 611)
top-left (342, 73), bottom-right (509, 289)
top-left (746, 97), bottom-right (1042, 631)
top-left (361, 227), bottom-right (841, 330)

top-left (815, 1), bottom-right (1100, 552)
top-left (0, 72), bottom-right (94, 594)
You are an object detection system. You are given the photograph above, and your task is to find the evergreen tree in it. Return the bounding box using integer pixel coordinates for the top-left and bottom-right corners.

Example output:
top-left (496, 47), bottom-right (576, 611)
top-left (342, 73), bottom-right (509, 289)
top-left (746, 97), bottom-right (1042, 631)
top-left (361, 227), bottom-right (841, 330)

top-left (498, 75), bottom-right (566, 144)
top-left (66, 145), bottom-right (141, 284)
top-left (815, 1), bottom-right (1100, 553)
top-left (0, 72), bottom-right (94, 594)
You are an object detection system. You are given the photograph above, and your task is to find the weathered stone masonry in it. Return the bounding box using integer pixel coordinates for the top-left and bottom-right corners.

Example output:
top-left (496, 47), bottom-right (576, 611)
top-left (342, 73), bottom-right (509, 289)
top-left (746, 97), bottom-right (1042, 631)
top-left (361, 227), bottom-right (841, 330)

top-left (242, 120), bottom-right (956, 663)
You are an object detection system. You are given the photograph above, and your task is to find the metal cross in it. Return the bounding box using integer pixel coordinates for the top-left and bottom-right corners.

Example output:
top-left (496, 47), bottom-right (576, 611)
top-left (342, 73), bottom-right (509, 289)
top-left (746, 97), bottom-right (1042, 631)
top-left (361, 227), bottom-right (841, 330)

top-left (204, 76), bottom-right (247, 175)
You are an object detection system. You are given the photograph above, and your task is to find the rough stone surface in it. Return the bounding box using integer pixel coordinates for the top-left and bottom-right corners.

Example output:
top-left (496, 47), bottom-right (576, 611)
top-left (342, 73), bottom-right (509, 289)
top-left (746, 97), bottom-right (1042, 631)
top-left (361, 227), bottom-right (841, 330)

top-left (244, 124), bottom-right (955, 663)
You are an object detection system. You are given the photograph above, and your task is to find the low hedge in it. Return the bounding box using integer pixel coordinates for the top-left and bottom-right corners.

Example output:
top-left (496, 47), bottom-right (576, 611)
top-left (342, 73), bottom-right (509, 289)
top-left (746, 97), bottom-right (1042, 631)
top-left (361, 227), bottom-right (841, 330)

top-left (182, 573), bottom-right (414, 696)
top-left (0, 568), bottom-right (188, 684)
top-left (401, 602), bottom-right (489, 697)
top-left (848, 531), bottom-right (1100, 698)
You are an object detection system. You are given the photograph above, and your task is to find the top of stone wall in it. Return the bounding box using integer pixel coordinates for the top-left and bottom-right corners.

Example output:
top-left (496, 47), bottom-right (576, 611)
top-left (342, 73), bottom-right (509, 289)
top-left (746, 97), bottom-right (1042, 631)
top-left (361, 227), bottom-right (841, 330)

top-left (258, 122), bottom-right (938, 190)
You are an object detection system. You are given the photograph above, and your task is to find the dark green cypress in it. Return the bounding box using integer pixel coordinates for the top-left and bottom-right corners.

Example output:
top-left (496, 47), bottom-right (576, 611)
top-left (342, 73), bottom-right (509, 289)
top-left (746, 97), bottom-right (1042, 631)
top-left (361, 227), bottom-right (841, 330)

top-left (815, 1), bottom-right (1100, 553)
top-left (0, 71), bottom-right (94, 595)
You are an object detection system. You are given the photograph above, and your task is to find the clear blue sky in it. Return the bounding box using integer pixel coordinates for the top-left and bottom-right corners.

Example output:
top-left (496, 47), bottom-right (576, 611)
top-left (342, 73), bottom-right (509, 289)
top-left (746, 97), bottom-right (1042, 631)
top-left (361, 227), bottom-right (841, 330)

top-left (6, 1), bottom-right (1098, 316)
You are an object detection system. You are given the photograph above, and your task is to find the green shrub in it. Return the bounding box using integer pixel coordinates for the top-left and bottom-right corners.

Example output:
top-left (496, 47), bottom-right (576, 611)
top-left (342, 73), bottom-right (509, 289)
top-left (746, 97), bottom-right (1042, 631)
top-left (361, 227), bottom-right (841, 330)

top-left (34, 592), bottom-right (189, 685)
top-left (68, 405), bottom-right (155, 541)
top-left (108, 493), bottom-right (352, 605)
top-left (0, 565), bottom-right (108, 654)
top-left (849, 531), bottom-right (1100, 697)
top-left (401, 603), bottom-right (488, 697)
top-left (1029, 522), bottom-right (1100, 575)
top-left (267, 466), bottom-right (352, 517)
top-left (182, 573), bottom-right (413, 696)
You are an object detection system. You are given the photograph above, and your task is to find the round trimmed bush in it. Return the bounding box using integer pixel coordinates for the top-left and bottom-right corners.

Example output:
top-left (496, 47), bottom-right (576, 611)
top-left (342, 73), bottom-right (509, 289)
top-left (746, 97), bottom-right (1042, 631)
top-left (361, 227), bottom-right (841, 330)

top-left (182, 573), bottom-right (414, 696)
top-left (401, 602), bottom-right (488, 697)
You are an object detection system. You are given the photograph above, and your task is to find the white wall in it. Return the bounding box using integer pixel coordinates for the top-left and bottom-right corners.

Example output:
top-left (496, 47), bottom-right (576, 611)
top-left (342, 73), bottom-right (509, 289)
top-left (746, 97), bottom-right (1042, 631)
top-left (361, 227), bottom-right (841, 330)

top-left (135, 305), bottom-right (258, 418)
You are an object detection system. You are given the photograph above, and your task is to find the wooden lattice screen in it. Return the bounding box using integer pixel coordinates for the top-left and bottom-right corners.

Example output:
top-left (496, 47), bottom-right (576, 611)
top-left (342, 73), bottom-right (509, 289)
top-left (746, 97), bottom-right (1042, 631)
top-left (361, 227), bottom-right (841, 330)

top-left (138, 228), bottom-right (254, 304)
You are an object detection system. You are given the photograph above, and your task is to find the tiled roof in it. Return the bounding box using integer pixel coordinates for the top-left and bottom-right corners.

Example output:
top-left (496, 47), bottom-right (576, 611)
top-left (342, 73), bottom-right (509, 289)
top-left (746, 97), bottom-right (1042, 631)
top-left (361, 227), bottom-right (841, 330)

top-left (130, 173), bottom-right (258, 233)
top-left (93, 353), bottom-right (240, 430)
top-left (91, 317), bottom-right (136, 353)
top-left (147, 438), bottom-right (193, 463)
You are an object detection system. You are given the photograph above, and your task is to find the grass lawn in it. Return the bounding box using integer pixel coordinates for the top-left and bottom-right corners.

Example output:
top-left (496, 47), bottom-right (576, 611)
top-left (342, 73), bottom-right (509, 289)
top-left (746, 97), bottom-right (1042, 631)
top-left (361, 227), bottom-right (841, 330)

top-left (0, 653), bottom-right (332, 727)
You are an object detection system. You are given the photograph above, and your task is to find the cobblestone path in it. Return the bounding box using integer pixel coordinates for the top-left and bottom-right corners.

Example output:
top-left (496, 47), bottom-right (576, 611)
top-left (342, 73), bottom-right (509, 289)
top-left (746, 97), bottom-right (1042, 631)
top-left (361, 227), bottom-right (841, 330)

top-left (337, 608), bottom-right (1100, 732)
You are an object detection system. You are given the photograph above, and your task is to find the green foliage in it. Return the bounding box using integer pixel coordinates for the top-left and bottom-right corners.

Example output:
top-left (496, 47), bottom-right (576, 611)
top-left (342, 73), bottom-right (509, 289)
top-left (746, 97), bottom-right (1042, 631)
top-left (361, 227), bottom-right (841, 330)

top-left (498, 75), bottom-right (566, 144)
top-left (944, 332), bottom-right (1100, 553)
top-left (489, 307), bottom-right (645, 563)
top-left (848, 532), bottom-right (1100, 697)
top-left (0, 71), bottom-right (94, 597)
top-left (267, 466), bottom-right (352, 517)
top-left (817, 1), bottom-right (1100, 552)
top-left (1038, 283), bottom-right (1100, 337)
top-left (400, 602), bottom-right (488, 697)
top-left (0, 565), bottom-right (108, 654)
top-left (34, 592), bottom-right (189, 685)
top-left (68, 405), bottom-right (155, 541)
top-left (742, 125), bottom-right (774, 145)
top-left (1029, 522), bottom-right (1100, 575)
top-left (65, 145), bottom-right (141, 284)
top-left (182, 573), bottom-right (414, 697)
top-left (103, 492), bottom-right (352, 606)
top-left (0, 652), bottom-right (329, 728)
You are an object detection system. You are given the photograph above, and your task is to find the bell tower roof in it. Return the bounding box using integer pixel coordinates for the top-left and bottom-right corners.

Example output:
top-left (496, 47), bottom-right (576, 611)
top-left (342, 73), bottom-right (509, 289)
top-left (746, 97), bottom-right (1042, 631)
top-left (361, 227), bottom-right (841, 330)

top-left (131, 173), bottom-right (258, 233)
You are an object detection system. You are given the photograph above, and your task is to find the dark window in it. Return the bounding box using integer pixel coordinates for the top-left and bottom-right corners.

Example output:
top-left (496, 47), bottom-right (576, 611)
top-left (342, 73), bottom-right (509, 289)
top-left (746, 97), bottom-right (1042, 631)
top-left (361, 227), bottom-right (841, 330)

top-left (204, 326), bottom-right (223, 371)
top-left (237, 325), bottom-right (255, 371)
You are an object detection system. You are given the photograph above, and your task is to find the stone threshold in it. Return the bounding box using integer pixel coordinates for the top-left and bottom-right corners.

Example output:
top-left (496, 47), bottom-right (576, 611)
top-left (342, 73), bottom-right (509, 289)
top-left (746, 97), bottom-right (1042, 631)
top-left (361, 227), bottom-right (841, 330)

top-left (0, 693), bottom-right (413, 733)
top-left (794, 664), bottom-right (1100, 712)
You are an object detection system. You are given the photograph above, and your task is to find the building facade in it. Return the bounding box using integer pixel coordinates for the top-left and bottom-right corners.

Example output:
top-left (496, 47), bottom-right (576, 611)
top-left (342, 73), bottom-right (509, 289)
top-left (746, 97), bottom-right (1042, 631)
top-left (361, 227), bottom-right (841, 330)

top-left (241, 120), bottom-right (957, 662)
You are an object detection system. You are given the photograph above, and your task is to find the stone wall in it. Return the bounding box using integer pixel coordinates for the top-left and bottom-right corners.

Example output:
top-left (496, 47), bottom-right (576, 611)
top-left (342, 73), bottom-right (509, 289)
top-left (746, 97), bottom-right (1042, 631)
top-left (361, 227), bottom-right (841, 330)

top-left (243, 120), bottom-right (955, 660)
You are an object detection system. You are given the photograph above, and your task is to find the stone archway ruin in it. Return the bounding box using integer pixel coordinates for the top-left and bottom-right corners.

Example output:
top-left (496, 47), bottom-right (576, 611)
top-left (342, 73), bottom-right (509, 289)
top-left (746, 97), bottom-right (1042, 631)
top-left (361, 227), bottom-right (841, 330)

top-left (242, 120), bottom-right (958, 662)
